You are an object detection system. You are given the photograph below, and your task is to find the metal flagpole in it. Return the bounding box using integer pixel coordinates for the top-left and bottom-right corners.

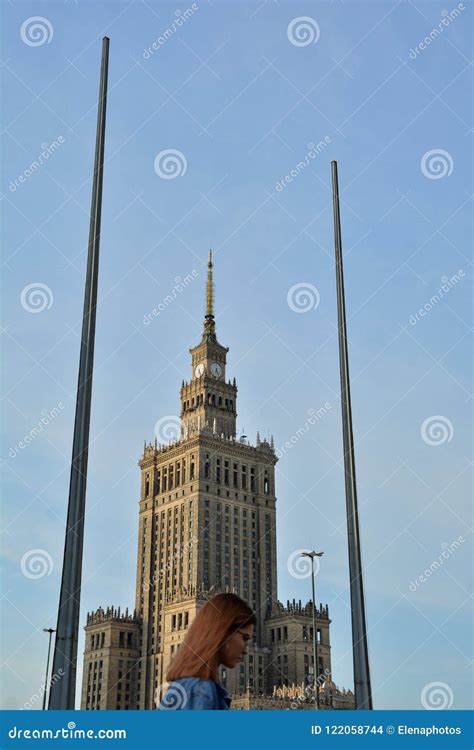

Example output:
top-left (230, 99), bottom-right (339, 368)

top-left (331, 160), bottom-right (373, 710)
top-left (48, 37), bottom-right (110, 710)
top-left (42, 628), bottom-right (56, 710)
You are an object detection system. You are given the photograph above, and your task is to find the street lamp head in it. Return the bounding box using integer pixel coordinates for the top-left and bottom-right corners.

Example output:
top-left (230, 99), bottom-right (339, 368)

top-left (301, 550), bottom-right (324, 559)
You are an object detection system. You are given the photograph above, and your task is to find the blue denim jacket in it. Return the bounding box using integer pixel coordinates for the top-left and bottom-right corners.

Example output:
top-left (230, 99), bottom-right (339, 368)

top-left (159, 677), bottom-right (231, 710)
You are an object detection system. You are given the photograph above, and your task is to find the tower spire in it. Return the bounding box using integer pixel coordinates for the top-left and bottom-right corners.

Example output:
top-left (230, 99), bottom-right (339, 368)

top-left (206, 249), bottom-right (214, 317)
top-left (203, 249), bottom-right (216, 340)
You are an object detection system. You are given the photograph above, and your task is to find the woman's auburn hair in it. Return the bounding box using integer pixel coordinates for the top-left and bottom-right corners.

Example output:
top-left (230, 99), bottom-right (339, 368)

top-left (166, 593), bottom-right (256, 682)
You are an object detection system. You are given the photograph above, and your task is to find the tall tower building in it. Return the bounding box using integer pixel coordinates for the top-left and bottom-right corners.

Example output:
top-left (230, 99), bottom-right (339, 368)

top-left (81, 253), bottom-right (353, 710)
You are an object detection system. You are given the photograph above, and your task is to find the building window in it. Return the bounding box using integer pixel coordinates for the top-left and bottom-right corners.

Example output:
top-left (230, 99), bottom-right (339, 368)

top-left (224, 461), bottom-right (229, 485)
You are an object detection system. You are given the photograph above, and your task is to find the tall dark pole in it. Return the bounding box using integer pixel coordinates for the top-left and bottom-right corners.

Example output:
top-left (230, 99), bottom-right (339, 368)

top-left (42, 628), bottom-right (55, 710)
top-left (331, 160), bottom-right (373, 710)
top-left (48, 37), bottom-right (109, 710)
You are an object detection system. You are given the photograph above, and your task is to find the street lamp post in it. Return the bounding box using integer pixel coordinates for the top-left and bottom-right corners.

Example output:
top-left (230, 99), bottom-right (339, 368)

top-left (301, 551), bottom-right (324, 709)
top-left (42, 628), bottom-right (56, 710)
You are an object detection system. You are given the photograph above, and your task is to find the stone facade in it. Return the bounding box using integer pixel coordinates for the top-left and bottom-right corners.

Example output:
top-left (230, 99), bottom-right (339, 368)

top-left (80, 252), bottom-right (354, 710)
top-left (81, 608), bottom-right (140, 710)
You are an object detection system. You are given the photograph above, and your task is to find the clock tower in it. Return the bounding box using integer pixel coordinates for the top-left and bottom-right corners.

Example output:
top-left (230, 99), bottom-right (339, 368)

top-left (180, 250), bottom-right (237, 440)
top-left (79, 248), bottom-right (348, 711)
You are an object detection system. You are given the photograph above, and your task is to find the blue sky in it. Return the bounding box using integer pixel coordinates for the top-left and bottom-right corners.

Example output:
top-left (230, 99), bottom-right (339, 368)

top-left (1, 0), bottom-right (472, 711)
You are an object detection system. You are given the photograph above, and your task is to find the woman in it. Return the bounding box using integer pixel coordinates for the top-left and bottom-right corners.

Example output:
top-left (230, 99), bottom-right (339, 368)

top-left (159, 593), bottom-right (256, 710)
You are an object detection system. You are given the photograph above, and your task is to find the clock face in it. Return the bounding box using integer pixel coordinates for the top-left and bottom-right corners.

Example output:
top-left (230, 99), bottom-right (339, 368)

top-left (194, 363), bottom-right (205, 378)
top-left (210, 362), bottom-right (222, 378)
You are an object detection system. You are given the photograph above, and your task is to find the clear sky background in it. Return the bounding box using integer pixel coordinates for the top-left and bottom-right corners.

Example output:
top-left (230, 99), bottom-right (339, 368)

top-left (1, 0), bottom-right (472, 711)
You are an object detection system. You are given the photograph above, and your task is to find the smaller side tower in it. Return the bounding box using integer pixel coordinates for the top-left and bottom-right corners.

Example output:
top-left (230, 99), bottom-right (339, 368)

top-left (81, 607), bottom-right (140, 710)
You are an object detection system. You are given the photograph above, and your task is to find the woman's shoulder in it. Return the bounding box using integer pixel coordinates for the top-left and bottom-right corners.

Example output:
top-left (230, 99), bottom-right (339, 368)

top-left (160, 677), bottom-right (219, 710)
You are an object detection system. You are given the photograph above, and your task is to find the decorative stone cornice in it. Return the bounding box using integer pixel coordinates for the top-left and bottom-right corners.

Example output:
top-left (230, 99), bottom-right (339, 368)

top-left (85, 606), bottom-right (140, 627)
